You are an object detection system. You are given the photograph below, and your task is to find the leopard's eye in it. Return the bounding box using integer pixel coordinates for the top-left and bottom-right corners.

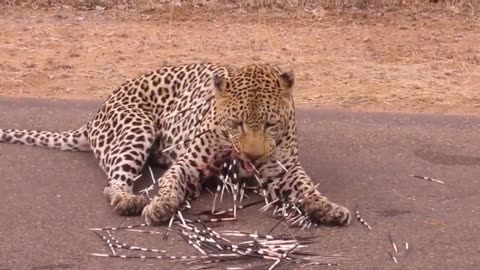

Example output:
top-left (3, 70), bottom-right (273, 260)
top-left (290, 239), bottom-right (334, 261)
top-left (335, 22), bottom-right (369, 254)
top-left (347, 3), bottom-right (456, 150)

top-left (265, 120), bottom-right (278, 129)
top-left (265, 122), bottom-right (276, 128)
top-left (230, 119), bottom-right (243, 128)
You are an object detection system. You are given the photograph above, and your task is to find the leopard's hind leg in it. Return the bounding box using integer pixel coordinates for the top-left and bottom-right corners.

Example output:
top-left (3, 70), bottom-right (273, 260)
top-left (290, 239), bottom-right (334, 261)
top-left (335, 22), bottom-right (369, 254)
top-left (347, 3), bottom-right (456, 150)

top-left (89, 110), bottom-right (157, 216)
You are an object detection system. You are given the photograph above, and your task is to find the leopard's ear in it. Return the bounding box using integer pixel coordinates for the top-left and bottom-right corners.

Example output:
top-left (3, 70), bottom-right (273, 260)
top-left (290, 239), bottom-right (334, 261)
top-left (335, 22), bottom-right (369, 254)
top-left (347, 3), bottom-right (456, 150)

top-left (213, 74), bottom-right (227, 98)
top-left (280, 70), bottom-right (294, 90)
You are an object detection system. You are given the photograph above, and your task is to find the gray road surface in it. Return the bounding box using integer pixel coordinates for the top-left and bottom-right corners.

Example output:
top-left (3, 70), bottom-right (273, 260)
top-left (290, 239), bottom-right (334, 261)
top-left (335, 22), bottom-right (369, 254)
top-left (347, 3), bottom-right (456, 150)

top-left (0, 97), bottom-right (479, 270)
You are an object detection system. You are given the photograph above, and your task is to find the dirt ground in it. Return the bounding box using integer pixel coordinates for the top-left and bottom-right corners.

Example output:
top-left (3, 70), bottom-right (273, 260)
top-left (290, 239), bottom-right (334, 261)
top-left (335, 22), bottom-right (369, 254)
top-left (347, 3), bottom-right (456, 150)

top-left (0, 6), bottom-right (479, 114)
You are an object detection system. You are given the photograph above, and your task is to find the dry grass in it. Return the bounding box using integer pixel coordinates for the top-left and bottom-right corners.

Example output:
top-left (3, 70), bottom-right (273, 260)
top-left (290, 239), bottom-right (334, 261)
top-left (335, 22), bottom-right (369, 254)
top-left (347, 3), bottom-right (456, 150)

top-left (2, 0), bottom-right (480, 14)
top-left (0, 2), bottom-right (478, 114)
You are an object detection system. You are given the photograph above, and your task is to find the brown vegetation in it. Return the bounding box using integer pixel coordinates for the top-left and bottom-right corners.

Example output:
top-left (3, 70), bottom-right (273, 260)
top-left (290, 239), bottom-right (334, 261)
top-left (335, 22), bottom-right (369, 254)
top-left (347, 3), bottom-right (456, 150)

top-left (2, 0), bottom-right (480, 13)
top-left (0, 1), bottom-right (479, 114)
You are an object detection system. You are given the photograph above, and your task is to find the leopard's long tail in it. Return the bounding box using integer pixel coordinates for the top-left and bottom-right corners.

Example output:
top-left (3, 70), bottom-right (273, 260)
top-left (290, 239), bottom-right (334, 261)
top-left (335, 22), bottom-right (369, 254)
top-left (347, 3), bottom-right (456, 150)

top-left (0, 124), bottom-right (91, 151)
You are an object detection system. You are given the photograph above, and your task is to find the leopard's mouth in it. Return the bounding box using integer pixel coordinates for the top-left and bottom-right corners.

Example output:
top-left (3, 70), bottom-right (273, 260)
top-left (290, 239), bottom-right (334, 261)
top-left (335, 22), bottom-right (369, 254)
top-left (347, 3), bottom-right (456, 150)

top-left (242, 161), bottom-right (255, 173)
top-left (230, 145), bottom-right (259, 173)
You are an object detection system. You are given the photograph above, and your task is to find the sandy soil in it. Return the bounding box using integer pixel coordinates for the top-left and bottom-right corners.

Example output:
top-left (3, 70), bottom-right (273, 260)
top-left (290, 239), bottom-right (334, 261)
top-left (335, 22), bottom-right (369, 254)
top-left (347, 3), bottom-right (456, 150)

top-left (0, 6), bottom-right (479, 114)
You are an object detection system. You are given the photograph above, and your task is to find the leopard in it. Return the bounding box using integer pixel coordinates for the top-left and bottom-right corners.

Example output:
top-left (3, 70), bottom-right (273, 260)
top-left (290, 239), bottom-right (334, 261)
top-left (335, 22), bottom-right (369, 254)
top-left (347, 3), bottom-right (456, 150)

top-left (0, 63), bottom-right (351, 226)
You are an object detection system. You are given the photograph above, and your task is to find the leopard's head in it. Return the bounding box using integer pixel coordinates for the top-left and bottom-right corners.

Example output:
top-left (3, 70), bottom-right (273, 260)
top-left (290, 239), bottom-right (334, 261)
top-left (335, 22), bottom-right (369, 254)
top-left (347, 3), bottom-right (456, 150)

top-left (214, 64), bottom-right (294, 164)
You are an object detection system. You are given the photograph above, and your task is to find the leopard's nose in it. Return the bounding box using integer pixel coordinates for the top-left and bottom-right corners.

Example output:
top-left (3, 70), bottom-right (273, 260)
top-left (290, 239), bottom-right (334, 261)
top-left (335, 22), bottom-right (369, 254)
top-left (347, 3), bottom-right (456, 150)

top-left (244, 152), bottom-right (263, 162)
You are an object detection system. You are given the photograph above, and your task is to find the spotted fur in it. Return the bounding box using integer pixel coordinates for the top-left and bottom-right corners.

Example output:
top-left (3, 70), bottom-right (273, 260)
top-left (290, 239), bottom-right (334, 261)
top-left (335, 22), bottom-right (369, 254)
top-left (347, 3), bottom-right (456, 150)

top-left (0, 63), bottom-right (350, 226)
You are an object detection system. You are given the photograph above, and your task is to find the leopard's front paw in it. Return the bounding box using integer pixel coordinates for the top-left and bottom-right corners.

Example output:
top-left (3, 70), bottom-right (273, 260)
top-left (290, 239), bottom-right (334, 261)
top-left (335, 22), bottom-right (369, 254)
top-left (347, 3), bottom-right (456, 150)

top-left (304, 197), bottom-right (351, 226)
top-left (142, 195), bottom-right (181, 225)
top-left (110, 192), bottom-right (149, 216)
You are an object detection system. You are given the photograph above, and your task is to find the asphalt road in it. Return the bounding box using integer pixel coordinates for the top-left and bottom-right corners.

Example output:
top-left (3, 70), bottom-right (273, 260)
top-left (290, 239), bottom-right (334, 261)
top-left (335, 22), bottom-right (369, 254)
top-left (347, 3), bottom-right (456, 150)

top-left (0, 97), bottom-right (479, 270)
